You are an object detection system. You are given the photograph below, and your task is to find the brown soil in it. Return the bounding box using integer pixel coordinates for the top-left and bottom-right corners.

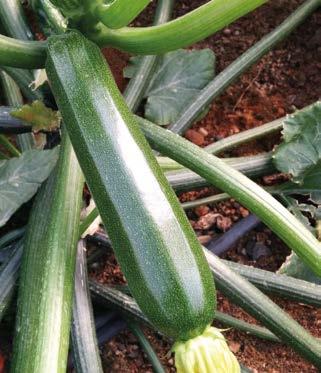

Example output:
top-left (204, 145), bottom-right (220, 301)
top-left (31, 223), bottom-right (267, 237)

top-left (97, 0), bottom-right (321, 372)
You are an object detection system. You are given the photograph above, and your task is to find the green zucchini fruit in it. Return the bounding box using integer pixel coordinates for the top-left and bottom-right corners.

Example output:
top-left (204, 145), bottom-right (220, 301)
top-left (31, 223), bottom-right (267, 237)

top-left (11, 131), bottom-right (84, 372)
top-left (46, 31), bottom-right (238, 372)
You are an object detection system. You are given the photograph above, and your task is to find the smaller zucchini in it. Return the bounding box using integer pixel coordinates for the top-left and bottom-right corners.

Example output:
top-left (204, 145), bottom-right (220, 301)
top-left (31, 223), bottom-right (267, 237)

top-left (11, 132), bottom-right (84, 373)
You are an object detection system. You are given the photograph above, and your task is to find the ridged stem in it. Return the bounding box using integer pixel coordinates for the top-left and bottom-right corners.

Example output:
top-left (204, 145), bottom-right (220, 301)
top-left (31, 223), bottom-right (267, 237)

top-left (127, 321), bottom-right (166, 373)
top-left (88, 0), bottom-right (266, 54)
top-left (0, 0), bottom-right (33, 41)
top-left (71, 240), bottom-right (103, 373)
top-left (95, 0), bottom-right (151, 29)
top-left (0, 71), bottom-right (35, 151)
top-left (0, 34), bottom-right (46, 69)
top-left (205, 116), bottom-right (283, 154)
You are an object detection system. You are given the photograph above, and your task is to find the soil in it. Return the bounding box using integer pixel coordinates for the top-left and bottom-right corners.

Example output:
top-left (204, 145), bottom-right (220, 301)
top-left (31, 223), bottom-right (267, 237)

top-left (1, 0), bottom-right (321, 372)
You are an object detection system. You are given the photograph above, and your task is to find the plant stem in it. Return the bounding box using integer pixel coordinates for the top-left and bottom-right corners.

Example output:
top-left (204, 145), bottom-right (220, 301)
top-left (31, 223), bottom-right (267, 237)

top-left (165, 152), bottom-right (274, 192)
top-left (181, 193), bottom-right (230, 210)
top-left (0, 34), bottom-right (46, 69)
top-left (224, 260), bottom-right (321, 308)
top-left (32, 0), bottom-right (68, 35)
top-left (138, 116), bottom-right (321, 278)
top-left (205, 116), bottom-right (283, 154)
top-left (2, 67), bottom-right (44, 102)
top-left (168, 0), bottom-right (321, 134)
top-left (124, 0), bottom-right (174, 112)
top-left (88, 0), bottom-right (266, 54)
top-left (95, 0), bottom-right (150, 29)
top-left (72, 240), bottom-right (103, 373)
top-left (0, 135), bottom-right (21, 157)
top-left (215, 311), bottom-right (279, 343)
top-left (0, 0), bottom-right (33, 41)
top-left (0, 71), bottom-right (35, 150)
top-left (127, 321), bottom-right (166, 373)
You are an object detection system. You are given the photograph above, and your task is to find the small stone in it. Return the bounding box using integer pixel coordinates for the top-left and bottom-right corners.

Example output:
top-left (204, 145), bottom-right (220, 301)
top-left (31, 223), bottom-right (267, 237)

top-left (185, 129), bottom-right (205, 146)
top-left (197, 235), bottom-right (212, 245)
top-left (228, 341), bottom-right (241, 354)
top-left (223, 28), bottom-right (232, 36)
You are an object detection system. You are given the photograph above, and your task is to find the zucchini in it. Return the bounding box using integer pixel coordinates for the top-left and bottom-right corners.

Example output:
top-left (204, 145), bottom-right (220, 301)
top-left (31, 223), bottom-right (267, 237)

top-left (46, 32), bottom-right (238, 372)
top-left (11, 132), bottom-right (84, 372)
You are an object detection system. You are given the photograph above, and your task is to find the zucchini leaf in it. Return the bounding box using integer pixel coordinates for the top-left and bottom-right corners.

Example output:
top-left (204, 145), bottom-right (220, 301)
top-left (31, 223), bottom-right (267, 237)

top-left (273, 102), bottom-right (321, 204)
top-left (274, 103), bottom-right (321, 282)
top-left (0, 147), bottom-right (59, 227)
top-left (279, 252), bottom-right (321, 284)
top-left (11, 100), bottom-right (61, 133)
top-left (124, 49), bottom-right (215, 125)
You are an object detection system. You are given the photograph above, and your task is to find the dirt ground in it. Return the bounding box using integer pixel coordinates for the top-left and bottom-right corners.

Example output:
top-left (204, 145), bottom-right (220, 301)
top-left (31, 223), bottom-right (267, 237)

top-left (97, 0), bottom-right (321, 372)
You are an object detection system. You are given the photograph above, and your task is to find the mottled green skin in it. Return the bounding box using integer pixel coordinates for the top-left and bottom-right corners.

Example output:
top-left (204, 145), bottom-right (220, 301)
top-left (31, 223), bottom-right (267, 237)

top-left (46, 32), bottom-right (215, 341)
top-left (11, 132), bottom-right (84, 372)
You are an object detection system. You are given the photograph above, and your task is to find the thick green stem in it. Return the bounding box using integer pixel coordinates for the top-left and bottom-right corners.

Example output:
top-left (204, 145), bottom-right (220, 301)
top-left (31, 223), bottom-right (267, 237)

top-left (215, 311), bottom-right (279, 343)
top-left (88, 0), bottom-right (266, 54)
top-left (205, 116), bottom-right (283, 154)
top-left (169, 0), bottom-right (321, 134)
top-left (138, 116), bottom-right (321, 278)
top-left (127, 321), bottom-right (165, 373)
top-left (0, 0), bottom-right (33, 41)
top-left (95, 0), bottom-right (151, 29)
top-left (0, 34), bottom-right (46, 69)
top-left (0, 71), bottom-right (35, 151)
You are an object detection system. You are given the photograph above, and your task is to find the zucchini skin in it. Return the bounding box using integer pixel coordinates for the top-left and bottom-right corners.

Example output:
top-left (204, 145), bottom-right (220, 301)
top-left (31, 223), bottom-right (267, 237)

top-left (11, 132), bottom-right (84, 372)
top-left (46, 32), bottom-right (215, 342)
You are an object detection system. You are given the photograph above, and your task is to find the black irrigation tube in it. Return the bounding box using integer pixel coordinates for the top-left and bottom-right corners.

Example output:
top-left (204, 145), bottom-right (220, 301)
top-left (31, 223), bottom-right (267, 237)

top-left (168, 0), bottom-right (321, 134)
top-left (206, 214), bottom-right (261, 255)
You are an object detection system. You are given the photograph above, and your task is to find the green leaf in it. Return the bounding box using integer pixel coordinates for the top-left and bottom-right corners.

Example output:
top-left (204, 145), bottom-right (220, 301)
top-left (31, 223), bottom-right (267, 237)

top-left (11, 100), bottom-right (61, 133)
top-left (0, 147), bottom-right (59, 227)
top-left (124, 49), bottom-right (215, 125)
top-left (279, 252), bottom-right (321, 284)
top-left (273, 103), bottom-right (321, 203)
